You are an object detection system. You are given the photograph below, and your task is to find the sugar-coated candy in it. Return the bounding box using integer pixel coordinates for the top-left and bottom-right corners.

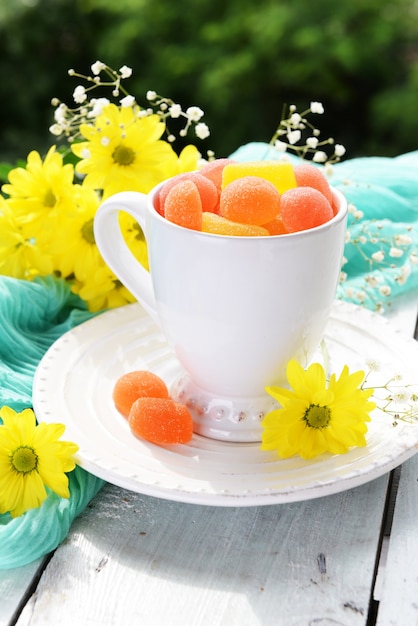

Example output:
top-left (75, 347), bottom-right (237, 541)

top-left (199, 158), bottom-right (236, 192)
top-left (280, 187), bottom-right (334, 233)
top-left (293, 163), bottom-right (333, 206)
top-left (128, 397), bottom-right (194, 445)
top-left (261, 215), bottom-right (289, 235)
top-left (202, 212), bottom-right (270, 236)
top-left (221, 161), bottom-right (297, 194)
top-left (159, 172), bottom-right (218, 215)
top-left (113, 370), bottom-right (169, 417)
top-left (220, 176), bottom-right (281, 225)
top-left (164, 180), bottom-right (203, 231)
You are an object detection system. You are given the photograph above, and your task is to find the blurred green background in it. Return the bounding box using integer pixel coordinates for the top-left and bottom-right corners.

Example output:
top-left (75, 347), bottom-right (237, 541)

top-left (1, 0), bottom-right (418, 164)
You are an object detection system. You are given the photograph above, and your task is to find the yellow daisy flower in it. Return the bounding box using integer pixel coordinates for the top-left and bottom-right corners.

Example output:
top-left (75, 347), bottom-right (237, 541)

top-left (38, 183), bottom-right (103, 281)
top-left (2, 146), bottom-right (76, 230)
top-left (261, 359), bottom-right (376, 460)
top-left (72, 265), bottom-right (136, 312)
top-left (71, 104), bottom-right (179, 198)
top-left (0, 199), bottom-right (53, 279)
top-left (0, 407), bottom-right (78, 518)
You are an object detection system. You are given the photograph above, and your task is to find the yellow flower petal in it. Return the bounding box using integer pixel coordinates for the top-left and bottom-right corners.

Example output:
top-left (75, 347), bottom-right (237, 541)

top-left (0, 407), bottom-right (78, 517)
top-left (262, 360), bottom-right (375, 460)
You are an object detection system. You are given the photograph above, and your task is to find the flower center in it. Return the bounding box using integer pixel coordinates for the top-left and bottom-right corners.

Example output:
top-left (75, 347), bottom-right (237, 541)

top-left (44, 188), bottom-right (57, 208)
top-left (112, 144), bottom-right (136, 166)
top-left (11, 446), bottom-right (38, 474)
top-left (81, 218), bottom-right (95, 244)
top-left (303, 404), bottom-right (331, 429)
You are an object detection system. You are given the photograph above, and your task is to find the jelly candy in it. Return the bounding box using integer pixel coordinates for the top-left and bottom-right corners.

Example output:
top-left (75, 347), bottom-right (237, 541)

top-left (199, 158), bottom-right (236, 192)
top-left (262, 215), bottom-right (288, 235)
top-left (202, 212), bottom-right (270, 236)
top-left (128, 397), bottom-right (194, 444)
top-left (113, 370), bottom-right (169, 417)
top-left (220, 176), bottom-right (281, 225)
top-left (221, 161), bottom-right (297, 194)
top-left (293, 163), bottom-right (333, 206)
top-left (159, 172), bottom-right (218, 215)
top-left (164, 180), bottom-right (203, 230)
top-left (280, 187), bottom-right (333, 233)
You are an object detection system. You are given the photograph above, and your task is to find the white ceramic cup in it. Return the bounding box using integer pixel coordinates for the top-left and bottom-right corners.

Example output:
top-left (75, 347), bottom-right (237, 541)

top-left (94, 182), bottom-right (348, 442)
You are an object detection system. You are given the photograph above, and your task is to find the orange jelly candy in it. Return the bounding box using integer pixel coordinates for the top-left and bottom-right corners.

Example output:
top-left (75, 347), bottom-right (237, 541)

top-left (293, 163), bottom-right (333, 206)
top-left (128, 397), bottom-right (194, 445)
top-left (113, 370), bottom-right (169, 418)
top-left (261, 215), bottom-right (288, 235)
top-left (220, 176), bottom-right (280, 225)
top-left (159, 172), bottom-right (218, 215)
top-left (280, 187), bottom-right (333, 233)
top-left (202, 212), bottom-right (269, 236)
top-left (164, 180), bottom-right (203, 230)
top-left (199, 158), bottom-right (236, 192)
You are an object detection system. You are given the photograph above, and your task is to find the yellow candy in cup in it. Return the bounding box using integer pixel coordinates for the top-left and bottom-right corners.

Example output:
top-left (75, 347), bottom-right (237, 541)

top-left (221, 161), bottom-right (297, 194)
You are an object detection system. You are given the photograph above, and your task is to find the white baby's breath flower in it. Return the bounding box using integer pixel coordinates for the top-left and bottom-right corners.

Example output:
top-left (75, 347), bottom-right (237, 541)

top-left (146, 90), bottom-right (157, 101)
top-left (49, 123), bottom-right (63, 136)
top-left (168, 104), bottom-right (182, 118)
top-left (410, 252), bottom-right (418, 265)
top-left (274, 140), bottom-right (288, 152)
top-left (73, 85), bottom-right (87, 104)
top-left (89, 97), bottom-right (110, 117)
top-left (119, 65), bottom-right (133, 79)
top-left (312, 151), bottom-right (328, 163)
top-left (306, 136), bottom-right (319, 149)
top-left (395, 265), bottom-right (411, 285)
top-left (379, 285), bottom-right (391, 296)
top-left (310, 101), bottom-right (324, 114)
top-left (120, 95), bottom-right (135, 108)
top-left (287, 130), bottom-right (301, 145)
top-left (186, 106), bottom-right (204, 121)
top-left (394, 234), bottom-right (413, 246)
top-left (339, 271), bottom-right (347, 283)
top-left (358, 235), bottom-right (367, 244)
top-left (91, 61), bottom-right (106, 75)
top-left (195, 122), bottom-right (210, 139)
top-left (334, 144), bottom-right (346, 157)
top-left (389, 247), bottom-right (404, 258)
top-left (290, 112), bottom-right (302, 126)
top-left (365, 275), bottom-right (380, 287)
top-left (372, 250), bottom-right (385, 263)
top-left (355, 290), bottom-right (367, 303)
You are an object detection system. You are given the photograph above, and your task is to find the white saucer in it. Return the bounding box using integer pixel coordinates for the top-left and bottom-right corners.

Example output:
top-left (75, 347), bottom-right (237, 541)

top-left (33, 301), bottom-right (418, 506)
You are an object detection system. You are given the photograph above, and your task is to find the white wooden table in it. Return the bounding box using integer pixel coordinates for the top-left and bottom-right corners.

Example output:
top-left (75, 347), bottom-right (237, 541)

top-left (2, 298), bottom-right (418, 626)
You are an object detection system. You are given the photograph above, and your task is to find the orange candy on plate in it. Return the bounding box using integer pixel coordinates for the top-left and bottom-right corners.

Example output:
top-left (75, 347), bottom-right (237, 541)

top-left (128, 397), bottom-right (193, 445)
top-left (113, 370), bottom-right (169, 417)
top-left (113, 370), bottom-right (193, 445)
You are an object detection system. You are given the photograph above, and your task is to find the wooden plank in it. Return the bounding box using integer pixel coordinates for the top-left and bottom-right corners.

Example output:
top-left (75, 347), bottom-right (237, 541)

top-left (0, 557), bottom-right (48, 626)
top-left (15, 476), bottom-right (389, 626)
top-left (375, 452), bottom-right (418, 625)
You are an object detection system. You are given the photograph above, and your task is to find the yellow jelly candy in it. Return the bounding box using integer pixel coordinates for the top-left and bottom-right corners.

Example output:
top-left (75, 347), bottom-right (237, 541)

top-left (202, 212), bottom-right (270, 236)
top-left (221, 161), bottom-right (297, 194)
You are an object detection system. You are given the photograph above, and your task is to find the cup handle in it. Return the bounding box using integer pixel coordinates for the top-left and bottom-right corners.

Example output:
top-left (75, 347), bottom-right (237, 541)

top-left (93, 191), bottom-right (158, 322)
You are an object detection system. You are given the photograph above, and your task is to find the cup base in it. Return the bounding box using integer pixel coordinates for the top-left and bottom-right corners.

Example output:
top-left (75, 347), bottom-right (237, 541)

top-left (170, 373), bottom-right (279, 442)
